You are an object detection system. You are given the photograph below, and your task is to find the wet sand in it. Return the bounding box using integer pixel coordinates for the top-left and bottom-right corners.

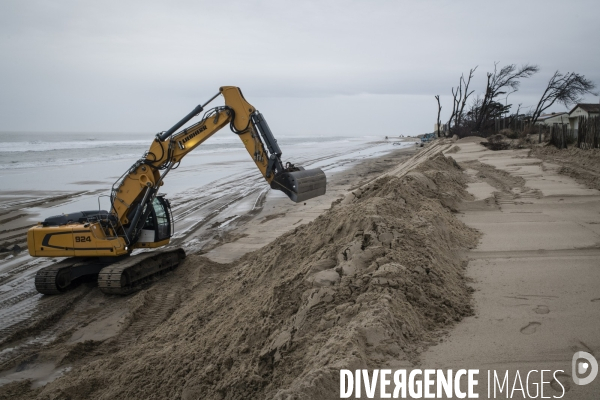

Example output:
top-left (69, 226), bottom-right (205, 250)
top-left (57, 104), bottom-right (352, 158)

top-left (0, 140), bottom-right (418, 390)
top-left (1, 140), bottom-right (477, 399)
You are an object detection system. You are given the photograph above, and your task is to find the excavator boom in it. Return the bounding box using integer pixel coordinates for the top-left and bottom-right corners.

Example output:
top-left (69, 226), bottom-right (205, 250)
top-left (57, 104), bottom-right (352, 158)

top-left (111, 86), bottom-right (326, 242)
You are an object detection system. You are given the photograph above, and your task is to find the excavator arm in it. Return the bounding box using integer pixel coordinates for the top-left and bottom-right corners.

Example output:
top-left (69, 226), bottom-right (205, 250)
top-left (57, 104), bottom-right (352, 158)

top-left (27, 86), bottom-right (325, 294)
top-left (111, 86), bottom-right (326, 243)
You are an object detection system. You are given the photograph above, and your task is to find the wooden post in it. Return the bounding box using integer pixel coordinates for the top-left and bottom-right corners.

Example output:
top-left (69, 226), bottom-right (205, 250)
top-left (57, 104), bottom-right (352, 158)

top-left (594, 116), bottom-right (600, 148)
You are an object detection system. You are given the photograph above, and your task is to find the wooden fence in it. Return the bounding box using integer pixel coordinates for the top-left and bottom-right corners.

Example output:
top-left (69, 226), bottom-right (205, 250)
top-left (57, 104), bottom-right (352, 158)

top-left (493, 116), bottom-right (529, 133)
top-left (549, 124), bottom-right (576, 149)
top-left (576, 116), bottom-right (600, 149)
top-left (548, 116), bottom-right (600, 149)
top-left (444, 115), bottom-right (599, 148)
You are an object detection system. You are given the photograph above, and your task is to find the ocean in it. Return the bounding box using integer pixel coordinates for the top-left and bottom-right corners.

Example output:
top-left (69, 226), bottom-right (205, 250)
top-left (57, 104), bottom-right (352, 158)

top-left (0, 131), bottom-right (411, 220)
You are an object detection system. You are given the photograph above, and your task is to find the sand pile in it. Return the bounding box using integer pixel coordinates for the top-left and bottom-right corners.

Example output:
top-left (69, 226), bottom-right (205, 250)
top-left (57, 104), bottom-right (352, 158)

top-left (33, 154), bottom-right (479, 400)
top-left (531, 146), bottom-right (600, 190)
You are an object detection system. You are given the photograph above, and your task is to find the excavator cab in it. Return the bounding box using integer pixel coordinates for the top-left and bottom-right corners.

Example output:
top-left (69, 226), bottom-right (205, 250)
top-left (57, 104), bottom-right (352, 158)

top-left (137, 195), bottom-right (173, 247)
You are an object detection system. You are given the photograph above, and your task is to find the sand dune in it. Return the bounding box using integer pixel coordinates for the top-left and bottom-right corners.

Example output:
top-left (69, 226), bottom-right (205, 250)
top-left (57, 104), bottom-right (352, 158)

top-left (1, 140), bottom-right (599, 399)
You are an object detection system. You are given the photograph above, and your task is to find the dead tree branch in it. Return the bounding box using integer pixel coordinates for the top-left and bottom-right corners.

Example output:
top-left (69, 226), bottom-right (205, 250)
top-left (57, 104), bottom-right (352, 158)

top-left (531, 70), bottom-right (597, 126)
top-left (456, 67), bottom-right (477, 130)
top-left (475, 62), bottom-right (539, 132)
top-left (435, 95), bottom-right (442, 137)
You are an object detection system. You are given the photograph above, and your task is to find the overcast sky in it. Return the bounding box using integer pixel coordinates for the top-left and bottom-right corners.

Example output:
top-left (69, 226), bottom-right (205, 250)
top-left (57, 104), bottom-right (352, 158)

top-left (1, 0), bottom-right (598, 136)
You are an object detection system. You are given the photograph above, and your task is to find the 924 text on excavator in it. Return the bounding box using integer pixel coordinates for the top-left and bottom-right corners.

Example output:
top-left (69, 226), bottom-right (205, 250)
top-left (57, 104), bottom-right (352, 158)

top-left (27, 86), bottom-right (327, 295)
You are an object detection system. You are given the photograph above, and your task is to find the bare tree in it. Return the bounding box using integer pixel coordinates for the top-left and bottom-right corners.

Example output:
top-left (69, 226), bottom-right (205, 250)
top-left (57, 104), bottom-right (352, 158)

top-left (446, 87), bottom-right (458, 135)
top-left (446, 67), bottom-right (477, 136)
top-left (435, 95), bottom-right (442, 137)
top-left (455, 67), bottom-right (477, 130)
top-left (466, 95), bottom-right (483, 124)
top-left (531, 71), bottom-right (597, 126)
top-left (474, 62), bottom-right (539, 132)
top-left (507, 103), bottom-right (522, 129)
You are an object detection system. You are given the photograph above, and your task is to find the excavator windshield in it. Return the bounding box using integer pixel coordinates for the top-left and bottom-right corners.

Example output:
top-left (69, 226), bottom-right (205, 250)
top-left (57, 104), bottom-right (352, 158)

top-left (153, 197), bottom-right (170, 241)
top-left (140, 196), bottom-right (172, 243)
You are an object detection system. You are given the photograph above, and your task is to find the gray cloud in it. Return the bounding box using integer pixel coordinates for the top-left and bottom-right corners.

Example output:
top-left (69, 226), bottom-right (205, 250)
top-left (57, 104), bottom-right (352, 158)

top-left (1, 0), bottom-right (598, 134)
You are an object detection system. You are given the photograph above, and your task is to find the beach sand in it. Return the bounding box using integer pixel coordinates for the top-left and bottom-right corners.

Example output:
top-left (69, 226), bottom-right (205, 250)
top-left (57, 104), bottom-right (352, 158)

top-left (417, 139), bottom-right (600, 399)
top-left (0, 141), bottom-right (419, 392)
top-left (1, 139), bottom-right (599, 399)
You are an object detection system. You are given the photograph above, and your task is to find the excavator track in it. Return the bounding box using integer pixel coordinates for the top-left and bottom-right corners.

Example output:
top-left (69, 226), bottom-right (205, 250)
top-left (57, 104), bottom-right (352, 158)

top-left (34, 249), bottom-right (185, 295)
top-left (35, 260), bottom-right (78, 295)
top-left (98, 248), bottom-right (185, 295)
top-left (35, 257), bottom-right (115, 295)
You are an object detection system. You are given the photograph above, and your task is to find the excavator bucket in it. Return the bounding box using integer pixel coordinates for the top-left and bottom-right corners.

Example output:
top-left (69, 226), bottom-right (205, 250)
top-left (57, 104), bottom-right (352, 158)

top-left (272, 168), bottom-right (327, 203)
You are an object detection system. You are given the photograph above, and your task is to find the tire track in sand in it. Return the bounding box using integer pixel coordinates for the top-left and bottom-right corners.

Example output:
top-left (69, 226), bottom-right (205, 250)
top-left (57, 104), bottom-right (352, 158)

top-left (117, 286), bottom-right (180, 347)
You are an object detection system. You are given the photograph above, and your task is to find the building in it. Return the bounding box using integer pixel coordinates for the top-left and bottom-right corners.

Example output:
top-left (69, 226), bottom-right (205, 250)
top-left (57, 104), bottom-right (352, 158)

top-left (433, 123), bottom-right (448, 134)
top-left (568, 103), bottom-right (600, 131)
top-left (534, 112), bottom-right (569, 126)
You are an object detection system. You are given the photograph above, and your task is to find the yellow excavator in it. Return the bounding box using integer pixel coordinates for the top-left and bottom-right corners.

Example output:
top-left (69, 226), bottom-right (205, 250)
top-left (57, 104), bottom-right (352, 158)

top-left (27, 86), bottom-right (327, 295)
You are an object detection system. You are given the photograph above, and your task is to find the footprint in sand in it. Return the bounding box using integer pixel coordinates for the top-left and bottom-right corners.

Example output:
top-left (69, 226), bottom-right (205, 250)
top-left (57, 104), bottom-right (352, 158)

top-left (520, 322), bottom-right (541, 335)
top-left (533, 305), bottom-right (550, 314)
